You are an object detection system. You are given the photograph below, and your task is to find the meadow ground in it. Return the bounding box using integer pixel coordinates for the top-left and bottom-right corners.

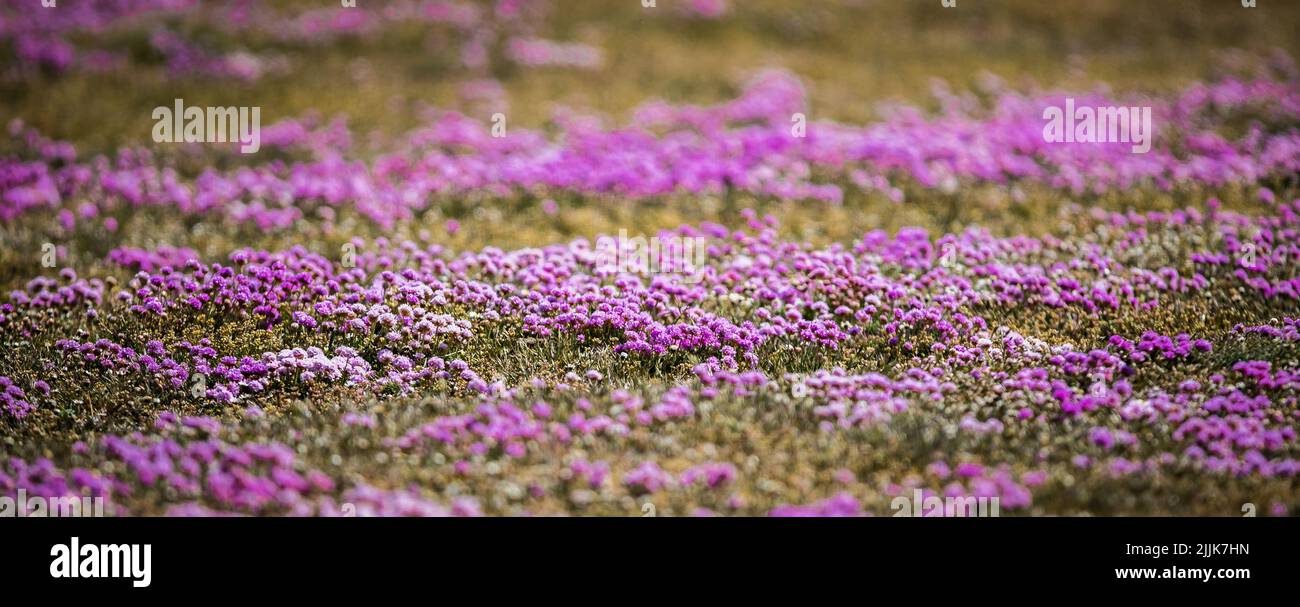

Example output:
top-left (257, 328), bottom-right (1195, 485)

top-left (1, 0), bottom-right (1298, 516)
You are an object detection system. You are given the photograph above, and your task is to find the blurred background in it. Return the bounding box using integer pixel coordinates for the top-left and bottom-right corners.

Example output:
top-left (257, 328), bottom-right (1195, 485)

top-left (4, 0), bottom-right (1298, 152)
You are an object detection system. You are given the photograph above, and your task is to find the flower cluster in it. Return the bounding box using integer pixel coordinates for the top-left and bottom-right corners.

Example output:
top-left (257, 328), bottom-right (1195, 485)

top-left (2, 0), bottom-right (593, 81)
top-left (2, 6), bottom-right (1298, 516)
top-left (5, 61), bottom-right (1299, 234)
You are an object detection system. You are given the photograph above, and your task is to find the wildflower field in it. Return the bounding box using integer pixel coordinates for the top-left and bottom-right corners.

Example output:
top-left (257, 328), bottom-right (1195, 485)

top-left (2, 0), bottom-right (1299, 517)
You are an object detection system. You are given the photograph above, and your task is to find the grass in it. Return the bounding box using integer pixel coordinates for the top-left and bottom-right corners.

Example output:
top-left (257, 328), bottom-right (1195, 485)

top-left (1, 0), bottom-right (1298, 516)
